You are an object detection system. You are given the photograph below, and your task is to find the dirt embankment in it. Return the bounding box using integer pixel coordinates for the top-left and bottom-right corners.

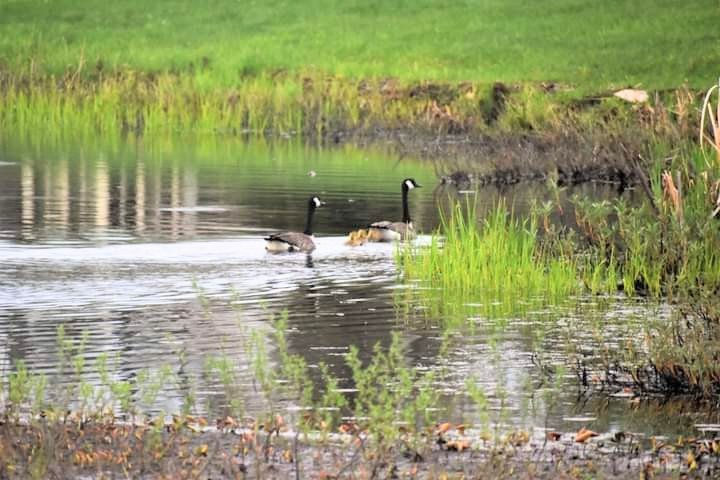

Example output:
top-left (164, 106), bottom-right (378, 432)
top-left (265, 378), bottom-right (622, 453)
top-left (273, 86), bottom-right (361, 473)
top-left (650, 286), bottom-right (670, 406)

top-left (337, 82), bottom-right (701, 188)
top-left (359, 129), bottom-right (638, 188)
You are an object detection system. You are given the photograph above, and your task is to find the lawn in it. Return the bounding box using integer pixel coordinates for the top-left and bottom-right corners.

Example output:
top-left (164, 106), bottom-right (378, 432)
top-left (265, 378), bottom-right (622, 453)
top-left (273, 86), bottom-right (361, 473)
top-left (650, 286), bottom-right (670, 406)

top-left (0, 0), bottom-right (717, 91)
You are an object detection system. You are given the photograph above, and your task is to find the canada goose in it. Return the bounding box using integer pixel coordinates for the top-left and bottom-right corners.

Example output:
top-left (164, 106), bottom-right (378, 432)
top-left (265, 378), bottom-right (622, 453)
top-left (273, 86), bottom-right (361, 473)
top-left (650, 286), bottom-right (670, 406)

top-left (265, 196), bottom-right (325, 252)
top-left (367, 178), bottom-right (422, 241)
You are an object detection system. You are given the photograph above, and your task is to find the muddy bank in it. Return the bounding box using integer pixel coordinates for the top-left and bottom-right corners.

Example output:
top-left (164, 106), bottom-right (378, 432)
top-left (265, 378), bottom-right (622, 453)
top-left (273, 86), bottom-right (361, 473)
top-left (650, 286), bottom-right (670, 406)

top-left (323, 82), bottom-right (700, 188)
top-left (3, 417), bottom-right (719, 479)
top-left (348, 129), bottom-right (642, 188)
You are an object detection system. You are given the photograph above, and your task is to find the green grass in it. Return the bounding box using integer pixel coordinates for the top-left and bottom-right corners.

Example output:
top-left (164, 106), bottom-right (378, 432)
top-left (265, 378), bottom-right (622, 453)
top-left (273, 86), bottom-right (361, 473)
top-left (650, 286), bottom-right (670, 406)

top-left (0, 0), bottom-right (717, 91)
top-left (398, 201), bottom-right (579, 320)
top-left (574, 145), bottom-right (720, 298)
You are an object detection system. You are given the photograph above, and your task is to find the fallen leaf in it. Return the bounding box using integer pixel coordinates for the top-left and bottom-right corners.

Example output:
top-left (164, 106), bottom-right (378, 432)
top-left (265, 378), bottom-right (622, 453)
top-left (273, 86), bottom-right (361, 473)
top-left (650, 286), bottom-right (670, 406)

top-left (436, 422), bottom-right (453, 435)
top-left (651, 436), bottom-right (665, 451)
top-left (446, 439), bottom-right (471, 452)
top-left (546, 431), bottom-right (562, 442)
top-left (338, 422), bottom-right (359, 434)
top-left (508, 430), bottom-right (530, 446)
top-left (275, 414), bottom-right (285, 430)
top-left (614, 89), bottom-right (649, 103)
top-left (575, 427), bottom-right (598, 443)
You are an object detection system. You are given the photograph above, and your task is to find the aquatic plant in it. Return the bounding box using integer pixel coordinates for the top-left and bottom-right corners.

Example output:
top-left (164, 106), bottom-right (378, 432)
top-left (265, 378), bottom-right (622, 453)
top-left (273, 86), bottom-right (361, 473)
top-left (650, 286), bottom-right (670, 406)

top-left (575, 145), bottom-right (720, 298)
top-left (0, 318), bottom-right (449, 477)
top-left (398, 201), bottom-right (579, 321)
top-left (1, 309), bottom-right (720, 477)
top-left (563, 140), bottom-right (720, 397)
top-left (583, 302), bottom-right (720, 398)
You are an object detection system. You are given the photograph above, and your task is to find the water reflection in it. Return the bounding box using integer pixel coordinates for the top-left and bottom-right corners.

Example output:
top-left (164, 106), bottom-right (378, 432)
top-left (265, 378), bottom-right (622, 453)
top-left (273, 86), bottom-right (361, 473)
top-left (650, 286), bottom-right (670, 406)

top-left (20, 163), bottom-right (34, 241)
top-left (1, 139), bottom-right (444, 244)
top-left (0, 135), bottom-right (707, 438)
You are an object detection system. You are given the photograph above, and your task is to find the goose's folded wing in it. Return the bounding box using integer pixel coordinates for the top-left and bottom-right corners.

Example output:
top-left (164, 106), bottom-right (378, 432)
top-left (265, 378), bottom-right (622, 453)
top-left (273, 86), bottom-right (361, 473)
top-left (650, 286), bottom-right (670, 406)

top-left (265, 232), bottom-right (314, 250)
top-left (265, 232), bottom-right (292, 243)
top-left (368, 221), bottom-right (393, 229)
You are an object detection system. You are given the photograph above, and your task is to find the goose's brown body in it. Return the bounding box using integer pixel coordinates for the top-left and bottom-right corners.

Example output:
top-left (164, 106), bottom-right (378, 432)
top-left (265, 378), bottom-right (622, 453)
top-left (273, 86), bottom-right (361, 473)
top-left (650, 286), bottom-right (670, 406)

top-left (265, 196), bottom-right (324, 253)
top-left (264, 232), bottom-right (316, 252)
top-left (368, 221), bottom-right (416, 241)
top-left (367, 179), bottom-right (421, 242)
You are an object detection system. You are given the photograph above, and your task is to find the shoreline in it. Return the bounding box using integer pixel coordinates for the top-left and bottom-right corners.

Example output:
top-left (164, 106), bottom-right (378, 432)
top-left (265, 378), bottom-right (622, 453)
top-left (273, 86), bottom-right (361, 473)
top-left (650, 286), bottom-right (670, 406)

top-left (0, 70), bottom-right (705, 186)
top-left (2, 414), bottom-right (719, 479)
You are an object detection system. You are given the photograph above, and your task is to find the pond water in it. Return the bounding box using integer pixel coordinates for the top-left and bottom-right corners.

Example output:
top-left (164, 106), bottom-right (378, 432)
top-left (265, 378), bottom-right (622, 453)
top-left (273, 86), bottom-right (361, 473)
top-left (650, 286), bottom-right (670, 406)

top-left (0, 133), bottom-right (716, 438)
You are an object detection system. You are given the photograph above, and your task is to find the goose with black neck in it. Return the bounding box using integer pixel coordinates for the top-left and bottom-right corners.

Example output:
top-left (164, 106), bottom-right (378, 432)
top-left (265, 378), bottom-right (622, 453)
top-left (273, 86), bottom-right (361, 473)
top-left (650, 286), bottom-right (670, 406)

top-left (367, 178), bottom-right (421, 242)
top-left (265, 196), bottom-right (325, 252)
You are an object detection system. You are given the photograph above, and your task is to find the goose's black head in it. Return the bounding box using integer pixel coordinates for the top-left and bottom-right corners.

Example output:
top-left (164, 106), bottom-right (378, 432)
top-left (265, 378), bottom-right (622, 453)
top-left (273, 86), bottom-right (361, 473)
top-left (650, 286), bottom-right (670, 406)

top-left (401, 178), bottom-right (422, 191)
top-left (308, 196), bottom-right (325, 210)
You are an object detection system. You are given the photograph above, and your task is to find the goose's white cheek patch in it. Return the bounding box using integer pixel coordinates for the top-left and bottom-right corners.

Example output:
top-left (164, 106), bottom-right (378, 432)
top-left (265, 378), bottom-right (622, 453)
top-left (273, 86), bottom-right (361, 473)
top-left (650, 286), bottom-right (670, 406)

top-left (313, 197), bottom-right (322, 207)
top-left (405, 180), bottom-right (415, 190)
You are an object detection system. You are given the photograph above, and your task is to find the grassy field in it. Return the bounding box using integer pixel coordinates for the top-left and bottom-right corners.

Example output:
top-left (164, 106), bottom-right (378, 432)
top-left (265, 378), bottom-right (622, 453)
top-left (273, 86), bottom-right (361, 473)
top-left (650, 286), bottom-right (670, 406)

top-left (0, 0), bottom-right (717, 91)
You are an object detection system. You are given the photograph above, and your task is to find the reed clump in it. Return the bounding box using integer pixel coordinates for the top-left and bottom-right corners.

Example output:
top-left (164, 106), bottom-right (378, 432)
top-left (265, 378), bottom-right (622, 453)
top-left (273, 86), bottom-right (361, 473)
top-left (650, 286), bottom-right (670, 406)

top-left (398, 201), bottom-right (578, 320)
top-left (575, 151), bottom-right (720, 298)
top-left (587, 302), bottom-right (720, 398)
top-left (569, 82), bottom-right (720, 397)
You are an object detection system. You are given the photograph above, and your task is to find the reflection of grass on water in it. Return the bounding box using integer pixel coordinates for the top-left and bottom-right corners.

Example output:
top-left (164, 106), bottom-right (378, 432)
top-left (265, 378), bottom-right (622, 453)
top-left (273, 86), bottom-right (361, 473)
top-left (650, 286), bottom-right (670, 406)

top-left (398, 201), bottom-right (578, 321)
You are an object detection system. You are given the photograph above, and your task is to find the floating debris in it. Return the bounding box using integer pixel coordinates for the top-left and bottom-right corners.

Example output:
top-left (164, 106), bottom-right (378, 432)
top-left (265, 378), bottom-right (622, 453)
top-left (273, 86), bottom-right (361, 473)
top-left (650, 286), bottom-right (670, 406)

top-left (613, 88), bottom-right (649, 103)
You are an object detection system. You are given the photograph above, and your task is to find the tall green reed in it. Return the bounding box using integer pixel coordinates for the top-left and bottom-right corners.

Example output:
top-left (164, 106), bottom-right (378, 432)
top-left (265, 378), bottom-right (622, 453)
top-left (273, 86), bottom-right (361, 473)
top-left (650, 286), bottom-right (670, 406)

top-left (575, 145), bottom-right (720, 298)
top-left (398, 200), bottom-right (578, 321)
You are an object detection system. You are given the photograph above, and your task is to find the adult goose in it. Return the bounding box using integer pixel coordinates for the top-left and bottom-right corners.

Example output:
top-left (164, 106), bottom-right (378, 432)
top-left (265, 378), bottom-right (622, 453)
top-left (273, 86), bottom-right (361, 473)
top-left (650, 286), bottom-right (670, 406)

top-left (367, 178), bottom-right (421, 241)
top-left (265, 196), bottom-right (325, 252)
